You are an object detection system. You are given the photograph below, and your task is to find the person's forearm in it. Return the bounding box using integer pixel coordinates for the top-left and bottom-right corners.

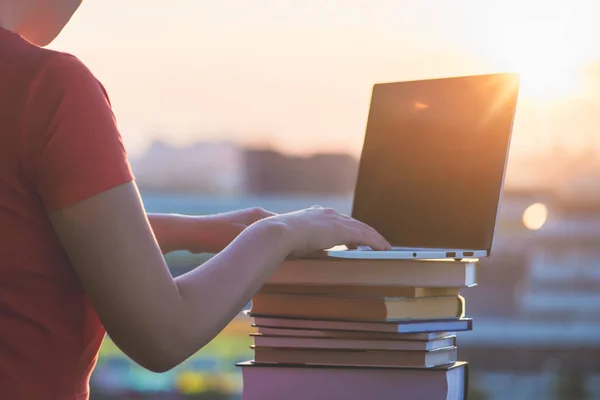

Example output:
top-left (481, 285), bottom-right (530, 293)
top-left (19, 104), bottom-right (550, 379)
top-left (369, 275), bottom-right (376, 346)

top-left (159, 219), bottom-right (295, 370)
top-left (147, 213), bottom-right (194, 254)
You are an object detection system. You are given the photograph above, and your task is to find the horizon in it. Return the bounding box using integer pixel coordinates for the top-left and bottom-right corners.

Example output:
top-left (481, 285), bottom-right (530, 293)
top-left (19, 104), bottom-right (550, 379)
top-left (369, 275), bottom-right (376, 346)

top-left (48, 0), bottom-right (600, 157)
top-left (131, 138), bottom-right (600, 193)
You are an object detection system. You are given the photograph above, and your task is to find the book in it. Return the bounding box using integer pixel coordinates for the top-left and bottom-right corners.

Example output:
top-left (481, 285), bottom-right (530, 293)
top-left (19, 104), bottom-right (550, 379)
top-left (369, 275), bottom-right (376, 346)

top-left (238, 361), bottom-right (468, 400)
top-left (255, 326), bottom-right (454, 341)
top-left (251, 292), bottom-right (465, 321)
top-left (251, 334), bottom-right (456, 351)
top-left (267, 258), bottom-right (477, 287)
top-left (252, 346), bottom-right (457, 368)
top-left (248, 312), bottom-right (473, 334)
top-left (259, 284), bottom-right (461, 298)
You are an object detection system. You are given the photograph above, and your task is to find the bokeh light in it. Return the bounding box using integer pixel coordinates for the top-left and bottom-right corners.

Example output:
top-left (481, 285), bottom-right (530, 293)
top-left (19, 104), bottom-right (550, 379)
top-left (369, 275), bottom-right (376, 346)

top-left (522, 203), bottom-right (548, 230)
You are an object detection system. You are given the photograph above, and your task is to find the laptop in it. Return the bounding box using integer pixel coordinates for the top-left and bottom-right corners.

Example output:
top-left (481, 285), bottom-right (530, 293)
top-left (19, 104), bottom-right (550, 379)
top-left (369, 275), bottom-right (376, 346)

top-left (324, 72), bottom-right (521, 260)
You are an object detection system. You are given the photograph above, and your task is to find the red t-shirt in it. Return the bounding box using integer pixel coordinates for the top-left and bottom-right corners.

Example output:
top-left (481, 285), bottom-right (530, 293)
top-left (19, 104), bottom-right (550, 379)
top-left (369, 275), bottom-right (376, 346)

top-left (0, 27), bottom-right (133, 399)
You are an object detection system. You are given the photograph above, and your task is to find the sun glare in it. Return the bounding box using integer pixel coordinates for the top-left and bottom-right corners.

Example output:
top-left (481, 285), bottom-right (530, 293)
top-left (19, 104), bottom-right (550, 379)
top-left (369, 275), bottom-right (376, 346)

top-left (491, 19), bottom-right (586, 101)
top-left (520, 64), bottom-right (579, 99)
top-left (513, 50), bottom-right (581, 101)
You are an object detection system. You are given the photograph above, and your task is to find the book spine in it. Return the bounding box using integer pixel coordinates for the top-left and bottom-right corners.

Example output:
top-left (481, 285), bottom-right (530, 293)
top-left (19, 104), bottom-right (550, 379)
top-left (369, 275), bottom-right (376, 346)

top-left (464, 363), bottom-right (469, 400)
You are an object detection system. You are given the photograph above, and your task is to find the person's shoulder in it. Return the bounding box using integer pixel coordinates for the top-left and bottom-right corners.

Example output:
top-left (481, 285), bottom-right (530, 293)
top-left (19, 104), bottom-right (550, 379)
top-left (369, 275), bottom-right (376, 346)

top-left (25, 49), bottom-right (110, 114)
top-left (2, 33), bottom-right (74, 88)
top-left (36, 50), bottom-right (99, 90)
top-left (1, 31), bottom-right (102, 100)
top-left (4, 32), bottom-right (76, 71)
top-left (21, 48), bottom-right (113, 146)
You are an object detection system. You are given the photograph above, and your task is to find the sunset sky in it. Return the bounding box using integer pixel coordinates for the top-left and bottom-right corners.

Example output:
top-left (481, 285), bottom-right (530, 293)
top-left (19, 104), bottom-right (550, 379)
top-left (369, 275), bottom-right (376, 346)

top-left (49, 0), bottom-right (600, 157)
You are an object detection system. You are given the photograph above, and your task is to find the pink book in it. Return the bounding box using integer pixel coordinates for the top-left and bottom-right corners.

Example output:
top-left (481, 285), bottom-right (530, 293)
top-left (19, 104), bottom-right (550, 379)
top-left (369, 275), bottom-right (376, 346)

top-left (238, 361), bottom-right (468, 400)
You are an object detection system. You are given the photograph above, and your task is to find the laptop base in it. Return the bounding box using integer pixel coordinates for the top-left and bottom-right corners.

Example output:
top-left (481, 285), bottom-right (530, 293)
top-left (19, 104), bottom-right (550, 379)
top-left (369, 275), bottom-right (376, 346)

top-left (320, 248), bottom-right (487, 260)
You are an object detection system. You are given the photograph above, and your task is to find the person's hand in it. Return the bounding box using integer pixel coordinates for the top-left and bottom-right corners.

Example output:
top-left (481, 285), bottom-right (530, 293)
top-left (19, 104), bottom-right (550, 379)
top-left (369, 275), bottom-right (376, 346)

top-left (268, 206), bottom-right (392, 257)
top-left (187, 208), bottom-right (276, 253)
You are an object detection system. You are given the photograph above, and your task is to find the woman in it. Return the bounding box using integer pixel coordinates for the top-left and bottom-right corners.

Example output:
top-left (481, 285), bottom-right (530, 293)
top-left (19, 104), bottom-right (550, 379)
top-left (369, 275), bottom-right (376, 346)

top-left (0, 1), bottom-right (391, 399)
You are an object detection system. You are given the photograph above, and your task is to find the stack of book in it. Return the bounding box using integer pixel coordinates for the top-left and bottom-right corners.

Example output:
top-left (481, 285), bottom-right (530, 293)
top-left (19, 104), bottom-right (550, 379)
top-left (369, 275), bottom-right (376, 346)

top-left (238, 257), bottom-right (477, 400)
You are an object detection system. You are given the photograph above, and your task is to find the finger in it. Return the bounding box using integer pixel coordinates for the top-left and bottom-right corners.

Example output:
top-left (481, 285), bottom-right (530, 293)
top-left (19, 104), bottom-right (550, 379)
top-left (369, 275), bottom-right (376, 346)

top-left (338, 216), bottom-right (391, 248)
top-left (344, 227), bottom-right (388, 251)
top-left (344, 219), bottom-right (391, 249)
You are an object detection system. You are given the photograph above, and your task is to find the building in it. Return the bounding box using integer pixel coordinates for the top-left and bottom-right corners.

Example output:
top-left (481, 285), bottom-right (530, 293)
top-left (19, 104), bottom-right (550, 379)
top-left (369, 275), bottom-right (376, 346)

top-left (131, 141), bottom-right (246, 195)
top-left (243, 149), bottom-right (358, 195)
top-left (460, 190), bottom-right (600, 399)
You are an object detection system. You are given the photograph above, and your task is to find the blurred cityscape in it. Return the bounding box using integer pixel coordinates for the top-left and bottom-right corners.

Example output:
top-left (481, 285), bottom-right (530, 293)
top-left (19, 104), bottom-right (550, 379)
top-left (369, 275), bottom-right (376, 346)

top-left (89, 141), bottom-right (600, 400)
top-left (130, 141), bottom-right (359, 196)
top-left (131, 140), bottom-right (600, 197)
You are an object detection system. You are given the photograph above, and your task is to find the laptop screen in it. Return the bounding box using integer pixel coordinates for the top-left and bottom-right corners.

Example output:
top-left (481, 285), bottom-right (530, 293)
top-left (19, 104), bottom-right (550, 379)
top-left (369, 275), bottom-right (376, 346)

top-left (351, 73), bottom-right (520, 252)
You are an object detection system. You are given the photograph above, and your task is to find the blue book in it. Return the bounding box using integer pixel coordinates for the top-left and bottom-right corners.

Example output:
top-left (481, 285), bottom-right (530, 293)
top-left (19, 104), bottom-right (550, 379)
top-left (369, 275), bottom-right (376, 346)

top-left (246, 312), bottom-right (473, 334)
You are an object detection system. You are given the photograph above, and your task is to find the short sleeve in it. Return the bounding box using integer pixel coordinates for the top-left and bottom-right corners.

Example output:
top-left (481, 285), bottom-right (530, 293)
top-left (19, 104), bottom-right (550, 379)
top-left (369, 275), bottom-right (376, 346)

top-left (23, 53), bottom-right (133, 212)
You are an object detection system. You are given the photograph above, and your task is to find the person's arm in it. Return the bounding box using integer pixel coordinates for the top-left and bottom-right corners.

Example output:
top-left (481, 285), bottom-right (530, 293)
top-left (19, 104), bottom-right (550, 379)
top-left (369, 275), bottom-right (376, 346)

top-left (50, 183), bottom-right (389, 372)
top-left (148, 208), bottom-right (276, 254)
top-left (147, 213), bottom-right (195, 254)
top-left (29, 53), bottom-right (390, 373)
top-left (49, 182), bottom-right (294, 372)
